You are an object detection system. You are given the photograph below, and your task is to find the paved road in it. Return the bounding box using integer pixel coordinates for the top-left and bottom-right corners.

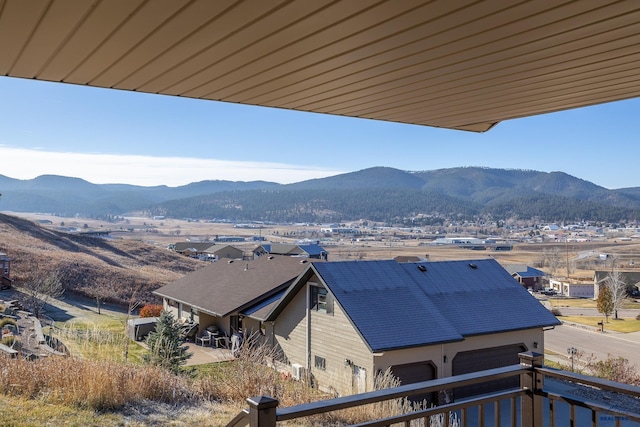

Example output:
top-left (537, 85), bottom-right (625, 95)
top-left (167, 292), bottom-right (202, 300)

top-left (545, 323), bottom-right (640, 367)
top-left (551, 306), bottom-right (639, 318)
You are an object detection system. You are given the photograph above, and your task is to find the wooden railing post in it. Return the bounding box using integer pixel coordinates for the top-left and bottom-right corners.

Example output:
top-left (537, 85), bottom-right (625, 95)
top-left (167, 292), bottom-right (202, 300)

top-left (247, 396), bottom-right (278, 427)
top-left (519, 351), bottom-right (544, 427)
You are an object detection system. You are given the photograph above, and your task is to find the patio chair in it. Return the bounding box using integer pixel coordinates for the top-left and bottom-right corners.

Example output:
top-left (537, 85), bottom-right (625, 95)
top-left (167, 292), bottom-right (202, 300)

top-left (179, 322), bottom-right (199, 342)
top-left (196, 331), bottom-right (211, 346)
top-left (214, 333), bottom-right (229, 349)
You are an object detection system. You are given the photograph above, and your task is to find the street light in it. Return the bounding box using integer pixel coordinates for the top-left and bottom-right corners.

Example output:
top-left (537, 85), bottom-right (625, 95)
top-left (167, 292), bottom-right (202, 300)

top-left (567, 347), bottom-right (578, 372)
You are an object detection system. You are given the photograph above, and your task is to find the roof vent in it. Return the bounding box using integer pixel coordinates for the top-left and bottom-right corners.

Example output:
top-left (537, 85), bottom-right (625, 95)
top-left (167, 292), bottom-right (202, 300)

top-left (244, 263), bottom-right (249, 271)
top-left (300, 259), bottom-right (308, 263)
top-left (228, 260), bottom-right (234, 264)
top-left (268, 256), bottom-right (274, 260)
top-left (417, 265), bottom-right (427, 272)
top-left (469, 263), bottom-right (477, 269)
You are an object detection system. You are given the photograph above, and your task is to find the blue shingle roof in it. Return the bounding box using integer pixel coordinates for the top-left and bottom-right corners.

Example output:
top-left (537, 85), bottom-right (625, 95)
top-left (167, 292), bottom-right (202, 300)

top-left (312, 259), bottom-right (559, 352)
top-left (298, 244), bottom-right (326, 256)
top-left (517, 266), bottom-right (546, 278)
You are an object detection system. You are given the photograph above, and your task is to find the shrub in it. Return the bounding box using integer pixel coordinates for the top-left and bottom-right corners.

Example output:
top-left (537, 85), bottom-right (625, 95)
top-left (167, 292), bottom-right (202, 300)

top-left (551, 307), bottom-right (562, 316)
top-left (144, 310), bottom-right (192, 374)
top-left (1, 335), bottom-right (21, 350)
top-left (589, 355), bottom-right (640, 386)
top-left (0, 318), bottom-right (18, 329)
top-left (139, 304), bottom-right (163, 318)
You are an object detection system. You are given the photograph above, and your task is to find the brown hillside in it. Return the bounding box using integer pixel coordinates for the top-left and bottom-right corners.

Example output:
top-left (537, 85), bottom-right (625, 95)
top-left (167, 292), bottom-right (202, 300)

top-left (0, 213), bottom-right (202, 307)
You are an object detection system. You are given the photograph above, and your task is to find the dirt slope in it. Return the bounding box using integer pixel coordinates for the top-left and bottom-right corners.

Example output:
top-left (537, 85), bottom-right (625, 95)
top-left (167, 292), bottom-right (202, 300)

top-left (0, 213), bottom-right (202, 307)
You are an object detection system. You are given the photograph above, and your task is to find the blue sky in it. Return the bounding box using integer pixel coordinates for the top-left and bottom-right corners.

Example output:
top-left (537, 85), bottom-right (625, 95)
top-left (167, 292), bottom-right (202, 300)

top-left (0, 76), bottom-right (637, 189)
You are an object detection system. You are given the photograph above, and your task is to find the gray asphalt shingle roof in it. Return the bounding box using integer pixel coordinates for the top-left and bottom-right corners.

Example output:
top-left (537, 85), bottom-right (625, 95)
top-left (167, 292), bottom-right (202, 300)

top-left (310, 259), bottom-right (559, 352)
top-left (504, 264), bottom-right (546, 278)
top-left (154, 255), bottom-right (310, 318)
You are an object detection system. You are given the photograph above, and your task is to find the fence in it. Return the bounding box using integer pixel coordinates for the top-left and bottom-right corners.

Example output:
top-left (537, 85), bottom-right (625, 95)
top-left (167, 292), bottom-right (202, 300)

top-left (226, 352), bottom-right (640, 427)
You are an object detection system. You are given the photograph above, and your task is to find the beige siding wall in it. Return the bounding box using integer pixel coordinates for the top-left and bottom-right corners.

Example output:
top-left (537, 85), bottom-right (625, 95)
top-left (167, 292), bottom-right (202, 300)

top-left (272, 275), bottom-right (374, 396)
top-left (163, 299), bottom-right (180, 319)
top-left (375, 329), bottom-right (542, 378)
top-left (273, 283), bottom-right (308, 368)
top-left (309, 298), bottom-right (372, 395)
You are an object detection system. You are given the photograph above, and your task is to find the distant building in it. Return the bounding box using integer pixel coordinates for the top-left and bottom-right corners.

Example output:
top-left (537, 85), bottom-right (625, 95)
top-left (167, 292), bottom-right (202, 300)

top-left (593, 270), bottom-right (640, 299)
top-left (171, 242), bottom-right (244, 260)
top-left (548, 279), bottom-right (594, 298)
top-left (253, 243), bottom-right (328, 260)
top-left (215, 236), bottom-right (246, 243)
top-left (503, 264), bottom-right (547, 291)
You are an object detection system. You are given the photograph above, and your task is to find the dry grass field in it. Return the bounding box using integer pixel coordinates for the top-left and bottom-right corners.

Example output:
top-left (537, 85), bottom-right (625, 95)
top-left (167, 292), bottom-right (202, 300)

top-left (8, 211), bottom-right (640, 283)
top-left (0, 212), bottom-right (203, 307)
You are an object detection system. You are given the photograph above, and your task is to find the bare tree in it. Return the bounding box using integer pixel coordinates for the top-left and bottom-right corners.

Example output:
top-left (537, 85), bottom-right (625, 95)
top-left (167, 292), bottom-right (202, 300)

top-left (89, 277), bottom-right (118, 315)
top-left (21, 266), bottom-right (65, 318)
top-left (606, 270), bottom-right (628, 320)
top-left (124, 285), bottom-right (142, 363)
top-left (545, 248), bottom-right (562, 275)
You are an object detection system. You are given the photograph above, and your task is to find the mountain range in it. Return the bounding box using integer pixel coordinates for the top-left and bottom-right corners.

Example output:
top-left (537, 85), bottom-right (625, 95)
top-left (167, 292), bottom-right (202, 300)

top-left (1, 167), bottom-right (640, 223)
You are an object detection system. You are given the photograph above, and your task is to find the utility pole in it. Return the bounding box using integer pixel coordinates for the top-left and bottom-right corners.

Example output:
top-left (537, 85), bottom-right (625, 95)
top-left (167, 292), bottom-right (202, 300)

top-left (565, 237), bottom-right (570, 280)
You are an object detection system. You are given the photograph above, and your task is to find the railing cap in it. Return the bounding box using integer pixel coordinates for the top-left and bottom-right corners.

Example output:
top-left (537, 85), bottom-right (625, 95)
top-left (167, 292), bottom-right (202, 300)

top-left (519, 351), bottom-right (544, 367)
top-left (247, 395), bottom-right (279, 409)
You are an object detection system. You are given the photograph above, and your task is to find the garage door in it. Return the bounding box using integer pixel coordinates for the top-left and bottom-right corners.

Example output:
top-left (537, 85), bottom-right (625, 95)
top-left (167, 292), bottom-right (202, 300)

top-left (390, 361), bottom-right (436, 404)
top-left (452, 344), bottom-right (526, 400)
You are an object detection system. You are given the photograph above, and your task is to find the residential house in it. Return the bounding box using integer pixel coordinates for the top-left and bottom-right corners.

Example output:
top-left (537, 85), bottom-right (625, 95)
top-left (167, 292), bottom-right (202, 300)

top-left (265, 259), bottom-right (559, 400)
top-left (253, 243), bottom-right (328, 260)
top-left (593, 270), bottom-right (640, 299)
top-left (0, 252), bottom-right (11, 290)
top-left (171, 242), bottom-right (244, 260)
top-left (503, 264), bottom-right (547, 291)
top-left (201, 244), bottom-right (244, 260)
top-left (153, 255), bottom-right (312, 341)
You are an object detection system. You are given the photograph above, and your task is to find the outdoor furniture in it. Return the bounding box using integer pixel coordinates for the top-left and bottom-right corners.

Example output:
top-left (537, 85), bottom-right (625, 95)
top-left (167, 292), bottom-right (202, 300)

top-left (214, 334), bottom-right (229, 349)
top-left (179, 322), bottom-right (199, 342)
top-left (196, 332), bottom-right (211, 346)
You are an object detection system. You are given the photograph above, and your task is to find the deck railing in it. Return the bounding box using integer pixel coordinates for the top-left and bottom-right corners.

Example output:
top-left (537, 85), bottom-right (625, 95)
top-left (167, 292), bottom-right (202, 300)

top-left (226, 352), bottom-right (640, 427)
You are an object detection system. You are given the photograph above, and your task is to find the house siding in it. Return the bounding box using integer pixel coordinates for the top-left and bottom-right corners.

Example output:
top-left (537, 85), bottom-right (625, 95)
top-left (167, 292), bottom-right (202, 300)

top-left (271, 275), bottom-right (373, 395)
top-left (309, 297), bottom-right (373, 395)
top-left (272, 283), bottom-right (308, 368)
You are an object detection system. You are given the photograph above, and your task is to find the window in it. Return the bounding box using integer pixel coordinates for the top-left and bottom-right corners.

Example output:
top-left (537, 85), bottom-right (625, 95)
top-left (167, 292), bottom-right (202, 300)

top-left (314, 355), bottom-right (326, 371)
top-left (311, 285), bottom-right (327, 312)
top-left (310, 284), bottom-right (333, 315)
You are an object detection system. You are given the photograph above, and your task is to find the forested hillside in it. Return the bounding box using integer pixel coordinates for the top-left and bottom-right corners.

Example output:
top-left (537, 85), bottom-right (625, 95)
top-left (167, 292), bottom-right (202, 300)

top-left (2, 167), bottom-right (640, 223)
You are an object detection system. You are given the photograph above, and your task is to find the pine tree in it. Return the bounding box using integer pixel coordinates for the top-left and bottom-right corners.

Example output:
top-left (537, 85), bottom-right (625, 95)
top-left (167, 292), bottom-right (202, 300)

top-left (144, 310), bottom-right (192, 374)
top-left (597, 284), bottom-right (614, 323)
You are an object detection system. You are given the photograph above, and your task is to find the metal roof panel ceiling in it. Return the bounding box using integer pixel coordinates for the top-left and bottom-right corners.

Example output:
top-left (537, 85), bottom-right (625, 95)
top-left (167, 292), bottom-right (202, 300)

top-left (1, 0), bottom-right (639, 132)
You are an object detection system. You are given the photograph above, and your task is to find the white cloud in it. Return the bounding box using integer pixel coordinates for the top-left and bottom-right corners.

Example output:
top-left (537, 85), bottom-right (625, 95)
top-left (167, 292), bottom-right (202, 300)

top-left (0, 147), bottom-right (344, 186)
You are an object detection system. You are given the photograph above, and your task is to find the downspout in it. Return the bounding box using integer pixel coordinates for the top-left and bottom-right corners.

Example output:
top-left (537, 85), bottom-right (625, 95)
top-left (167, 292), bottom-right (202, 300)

top-left (306, 283), bottom-right (311, 373)
top-left (271, 321), bottom-right (275, 347)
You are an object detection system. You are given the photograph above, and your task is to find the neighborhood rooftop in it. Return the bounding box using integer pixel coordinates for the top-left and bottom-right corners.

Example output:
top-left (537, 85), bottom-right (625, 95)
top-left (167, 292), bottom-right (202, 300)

top-left (154, 255), bottom-right (310, 319)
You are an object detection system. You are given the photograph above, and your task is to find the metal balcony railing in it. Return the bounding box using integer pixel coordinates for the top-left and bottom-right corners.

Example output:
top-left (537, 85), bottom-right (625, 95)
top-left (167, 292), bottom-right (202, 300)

top-left (226, 352), bottom-right (640, 427)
